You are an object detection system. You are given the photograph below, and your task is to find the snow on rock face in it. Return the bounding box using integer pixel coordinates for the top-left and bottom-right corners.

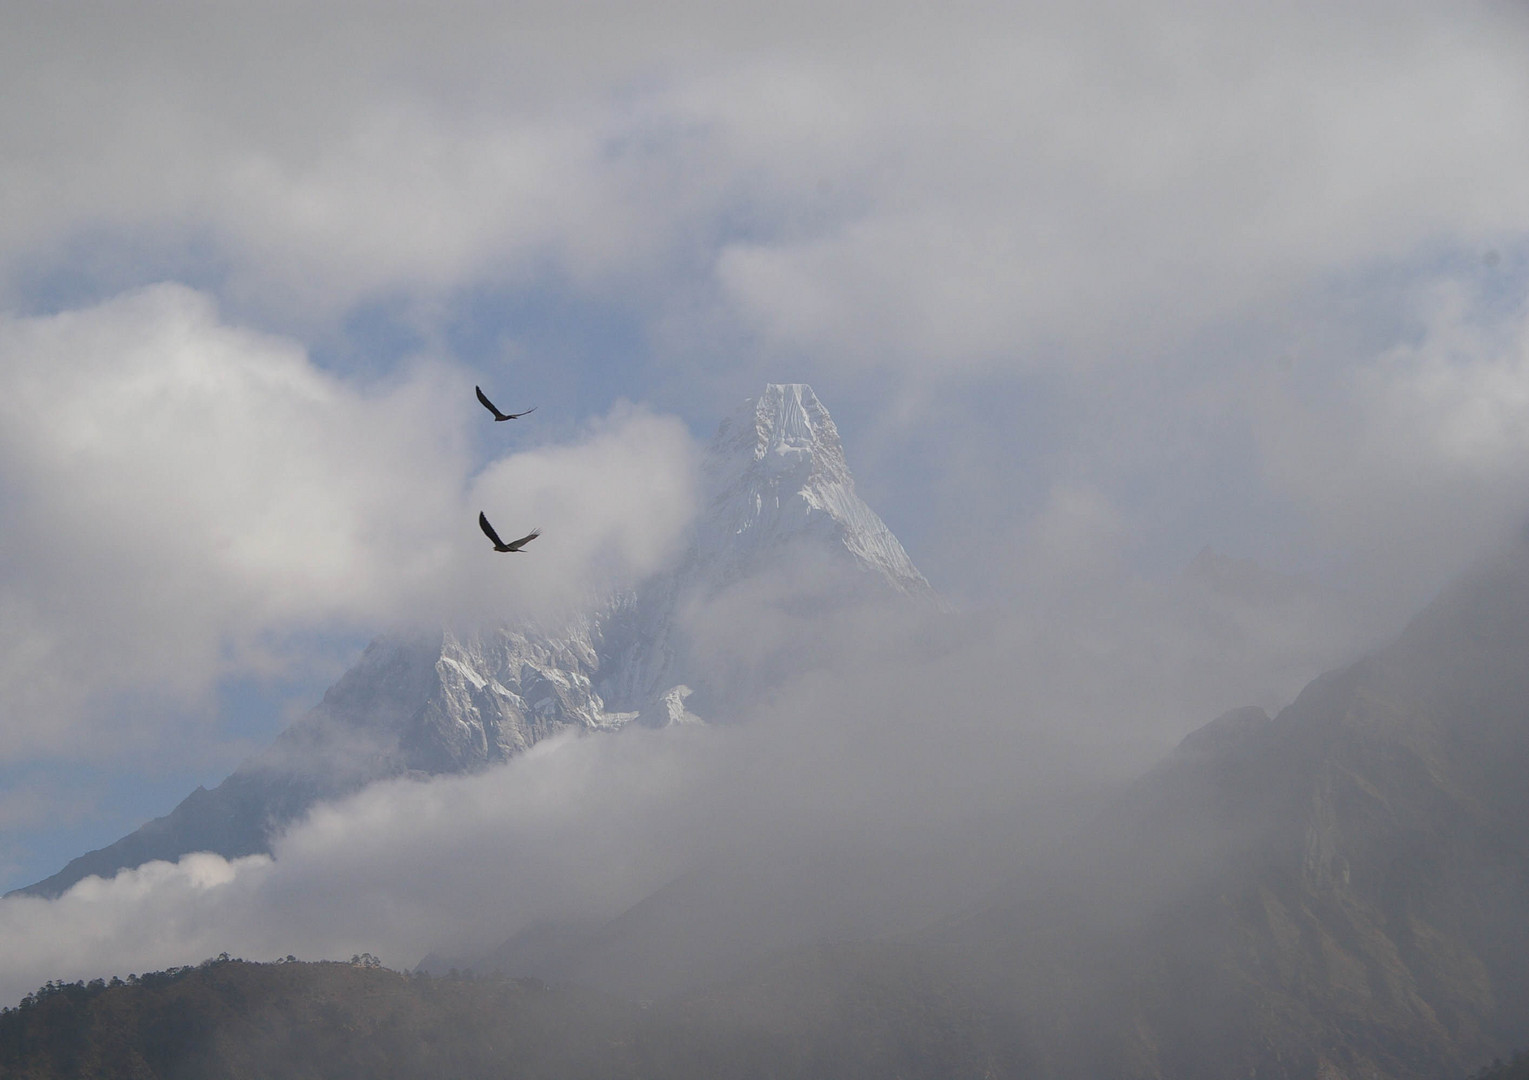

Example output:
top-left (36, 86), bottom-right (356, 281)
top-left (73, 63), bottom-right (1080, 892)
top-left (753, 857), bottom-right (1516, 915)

top-left (698, 384), bottom-right (931, 597)
top-left (399, 625), bottom-right (631, 775)
top-left (231, 622), bottom-right (627, 789)
top-left (320, 384), bottom-right (932, 777)
top-left (296, 382), bottom-right (933, 774)
top-left (638, 685), bottom-right (702, 729)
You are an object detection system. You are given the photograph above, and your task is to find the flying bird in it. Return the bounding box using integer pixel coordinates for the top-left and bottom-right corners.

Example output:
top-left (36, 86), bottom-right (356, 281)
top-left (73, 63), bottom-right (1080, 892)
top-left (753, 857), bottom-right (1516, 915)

top-left (479, 512), bottom-right (540, 553)
top-left (476, 386), bottom-right (536, 421)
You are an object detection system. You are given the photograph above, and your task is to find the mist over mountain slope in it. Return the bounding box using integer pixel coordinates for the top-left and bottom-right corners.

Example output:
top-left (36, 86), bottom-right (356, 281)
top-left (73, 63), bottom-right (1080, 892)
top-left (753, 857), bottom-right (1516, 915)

top-left (11, 517), bottom-right (1529, 1080)
top-left (396, 529), bottom-right (1529, 1079)
top-left (14, 384), bottom-right (928, 900)
top-left (934, 530), bottom-right (1529, 1080)
top-left (14, 383), bottom-right (1528, 1079)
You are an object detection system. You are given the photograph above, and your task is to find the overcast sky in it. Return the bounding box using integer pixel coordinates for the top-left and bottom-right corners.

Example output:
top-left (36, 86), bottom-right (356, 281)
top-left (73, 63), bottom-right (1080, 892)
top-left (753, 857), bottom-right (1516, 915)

top-left (3, 0), bottom-right (1529, 990)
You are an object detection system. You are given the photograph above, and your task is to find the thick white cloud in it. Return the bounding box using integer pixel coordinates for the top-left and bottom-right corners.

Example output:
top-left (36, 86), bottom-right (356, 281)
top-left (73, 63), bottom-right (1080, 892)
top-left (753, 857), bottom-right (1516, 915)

top-left (0, 727), bottom-right (698, 1000)
top-left (0, 285), bottom-right (697, 755)
top-left (3, 2), bottom-right (1526, 366)
top-left (3, 1), bottom-right (1527, 614)
top-left (1252, 277), bottom-right (1529, 610)
top-left (710, 3), bottom-right (1529, 372)
top-left (0, 3), bottom-right (733, 318)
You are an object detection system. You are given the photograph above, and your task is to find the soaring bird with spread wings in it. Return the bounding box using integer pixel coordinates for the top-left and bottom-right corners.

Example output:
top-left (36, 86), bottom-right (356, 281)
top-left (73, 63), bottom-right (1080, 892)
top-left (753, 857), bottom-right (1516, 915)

top-left (476, 386), bottom-right (536, 421)
top-left (479, 512), bottom-right (540, 553)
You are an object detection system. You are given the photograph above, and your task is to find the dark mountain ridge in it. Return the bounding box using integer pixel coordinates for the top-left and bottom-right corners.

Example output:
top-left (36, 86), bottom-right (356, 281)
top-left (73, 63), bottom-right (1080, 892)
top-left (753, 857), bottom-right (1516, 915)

top-left (943, 533), bottom-right (1529, 1079)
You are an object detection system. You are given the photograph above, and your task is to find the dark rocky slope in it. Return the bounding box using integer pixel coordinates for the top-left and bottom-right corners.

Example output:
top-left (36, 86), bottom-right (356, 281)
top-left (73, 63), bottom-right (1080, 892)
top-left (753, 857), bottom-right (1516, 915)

top-left (951, 533), bottom-right (1529, 1079)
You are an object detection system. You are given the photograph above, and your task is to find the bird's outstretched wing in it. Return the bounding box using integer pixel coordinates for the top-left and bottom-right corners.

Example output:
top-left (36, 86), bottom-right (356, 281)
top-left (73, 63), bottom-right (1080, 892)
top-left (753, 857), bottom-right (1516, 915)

top-left (476, 385), bottom-right (509, 421)
top-left (476, 386), bottom-right (534, 421)
top-left (479, 511), bottom-right (506, 548)
top-left (503, 528), bottom-right (541, 551)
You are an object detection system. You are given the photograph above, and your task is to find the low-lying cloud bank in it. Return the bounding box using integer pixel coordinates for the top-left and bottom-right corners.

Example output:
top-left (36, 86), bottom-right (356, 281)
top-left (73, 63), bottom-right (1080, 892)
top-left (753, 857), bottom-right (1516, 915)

top-left (0, 545), bottom-right (1394, 1005)
top-left (0, 284), bottom-right (697, 757)
top-left (0, 729), bottom-right (692, 1003)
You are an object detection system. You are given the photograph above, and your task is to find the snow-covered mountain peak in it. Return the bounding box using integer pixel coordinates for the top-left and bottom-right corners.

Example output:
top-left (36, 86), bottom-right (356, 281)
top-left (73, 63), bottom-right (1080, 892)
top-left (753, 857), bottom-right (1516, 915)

top-left (699, 383), bottom-right (930, 597)
top-left (709, 383), bottom-right (850, 483)
top-left (14, 382), bottom-right (933, 899)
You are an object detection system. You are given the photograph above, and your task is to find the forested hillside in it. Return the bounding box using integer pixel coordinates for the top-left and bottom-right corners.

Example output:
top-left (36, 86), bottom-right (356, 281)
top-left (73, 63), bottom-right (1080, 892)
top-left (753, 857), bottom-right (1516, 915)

top-left (0, 952), bottom-right (1006, 1080)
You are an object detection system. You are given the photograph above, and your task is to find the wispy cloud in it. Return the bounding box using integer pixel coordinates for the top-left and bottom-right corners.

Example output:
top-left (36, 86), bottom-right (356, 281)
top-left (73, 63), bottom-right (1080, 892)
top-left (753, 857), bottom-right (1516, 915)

top-left (0, 285), bottom-right (697, 755)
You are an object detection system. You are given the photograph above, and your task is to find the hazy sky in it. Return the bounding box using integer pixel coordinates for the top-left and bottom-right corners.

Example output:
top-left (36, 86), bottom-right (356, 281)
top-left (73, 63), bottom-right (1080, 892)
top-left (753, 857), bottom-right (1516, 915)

top-left (3, 0), bottom-right (1529, 991)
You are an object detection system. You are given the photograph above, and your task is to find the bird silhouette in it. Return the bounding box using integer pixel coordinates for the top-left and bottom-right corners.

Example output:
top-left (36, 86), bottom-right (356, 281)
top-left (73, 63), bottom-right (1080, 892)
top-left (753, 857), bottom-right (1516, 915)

top-left (476, 386), bottom-right (536, 421)
top-left (479, 512), bottom-right (540, 552)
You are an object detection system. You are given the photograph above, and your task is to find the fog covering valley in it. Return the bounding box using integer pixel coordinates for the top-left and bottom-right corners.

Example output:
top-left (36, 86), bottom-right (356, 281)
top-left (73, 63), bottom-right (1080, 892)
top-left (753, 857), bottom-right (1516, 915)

top-left (4, 2), bottom-right (1529, 1077)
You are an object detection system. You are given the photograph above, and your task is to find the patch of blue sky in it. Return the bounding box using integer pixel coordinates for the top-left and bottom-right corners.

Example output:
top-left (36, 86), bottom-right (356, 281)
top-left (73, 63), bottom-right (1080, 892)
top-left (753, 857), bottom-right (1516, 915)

top-left (1306, 233), bottom-right (1529, 357)
top-left (445, 275), bottom-right (657, 411)
top-left (0, 759), bottom-right (218, 896)
top-left (215, 628), bottom-right (374, 748)
top-left (5, 222), bottom-right (232, 319)
top-left (0, 629), bottom-right (371, 895)
top-left (1422, 233), bottom-right (1529, 314)
top-left (309, 287), bottom-right (433, 380)
top-left (310, 270), bottom-right (665, 422)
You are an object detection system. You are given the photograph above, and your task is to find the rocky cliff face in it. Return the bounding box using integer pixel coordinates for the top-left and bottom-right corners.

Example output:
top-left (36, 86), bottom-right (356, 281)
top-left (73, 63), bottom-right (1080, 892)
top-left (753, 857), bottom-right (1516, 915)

top-left (15, 384), bottom-right (928, 899)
